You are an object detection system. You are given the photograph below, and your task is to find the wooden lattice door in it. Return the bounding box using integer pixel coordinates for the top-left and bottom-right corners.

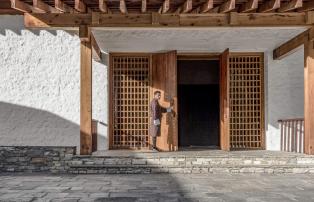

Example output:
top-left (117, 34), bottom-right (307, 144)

top-left (229, 53), bottom-right (265, 149)
top-left (109, 54), bottom-right (151, 149)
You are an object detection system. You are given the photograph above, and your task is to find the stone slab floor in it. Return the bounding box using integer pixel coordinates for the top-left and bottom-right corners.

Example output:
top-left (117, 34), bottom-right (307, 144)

top-left (0, 174), bottom-right (314, 202)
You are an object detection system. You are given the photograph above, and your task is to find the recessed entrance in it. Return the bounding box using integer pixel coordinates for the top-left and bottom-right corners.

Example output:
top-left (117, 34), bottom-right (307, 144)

top-left (178, 60), bottom-right (220, 148)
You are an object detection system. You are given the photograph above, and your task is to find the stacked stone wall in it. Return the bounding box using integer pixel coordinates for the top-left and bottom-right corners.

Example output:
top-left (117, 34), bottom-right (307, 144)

top-left (0, 146), bottom-right (76, 173)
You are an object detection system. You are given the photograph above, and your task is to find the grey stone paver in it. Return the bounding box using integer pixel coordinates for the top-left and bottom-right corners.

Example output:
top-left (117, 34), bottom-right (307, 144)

top-left (0, 174), bottom-right (314, 202)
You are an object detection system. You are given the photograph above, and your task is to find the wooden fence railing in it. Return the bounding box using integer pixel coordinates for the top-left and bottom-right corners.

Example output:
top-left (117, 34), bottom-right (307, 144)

top-left (278, 118), bottom-right (304, 153)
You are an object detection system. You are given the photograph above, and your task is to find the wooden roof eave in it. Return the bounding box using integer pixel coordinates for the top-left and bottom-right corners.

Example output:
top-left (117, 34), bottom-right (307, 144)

top-left (23, 12), bottom-right (314, 28)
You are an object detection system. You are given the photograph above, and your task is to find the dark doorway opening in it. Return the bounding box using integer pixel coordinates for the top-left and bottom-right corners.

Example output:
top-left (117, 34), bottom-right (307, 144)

top-left (178, 60), bottom-right (220, 148)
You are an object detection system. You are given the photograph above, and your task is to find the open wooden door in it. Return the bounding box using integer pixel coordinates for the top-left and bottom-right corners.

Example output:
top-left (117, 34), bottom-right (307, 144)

top-left (220, 49), bottom-right (230, 151)
top-left (152, 51), bottom-right (178, 151)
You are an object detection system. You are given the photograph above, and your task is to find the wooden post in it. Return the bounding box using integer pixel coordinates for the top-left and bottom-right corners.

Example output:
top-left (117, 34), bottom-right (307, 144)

top-left (80, 25), bottom-right (92, 155)
top-left (304, 36), bottom-right (314, 155)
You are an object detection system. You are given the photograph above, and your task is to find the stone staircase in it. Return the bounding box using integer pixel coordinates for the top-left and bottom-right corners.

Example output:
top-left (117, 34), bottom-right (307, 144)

top-left (67, 150), bottom-right (314, 174)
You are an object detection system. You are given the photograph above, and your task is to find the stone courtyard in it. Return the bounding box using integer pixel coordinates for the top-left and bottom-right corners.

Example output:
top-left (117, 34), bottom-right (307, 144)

top-left (0, 173), bottom-right (314, 202)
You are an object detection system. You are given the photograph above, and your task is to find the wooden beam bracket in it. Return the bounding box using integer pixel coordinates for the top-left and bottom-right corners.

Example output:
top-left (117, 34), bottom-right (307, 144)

top-left (79, 25), bottom-right (90, 42)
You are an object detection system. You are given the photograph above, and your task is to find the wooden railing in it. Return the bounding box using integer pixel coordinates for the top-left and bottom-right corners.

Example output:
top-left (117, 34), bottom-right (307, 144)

top-left (278, 118), bottom-right (304, 153)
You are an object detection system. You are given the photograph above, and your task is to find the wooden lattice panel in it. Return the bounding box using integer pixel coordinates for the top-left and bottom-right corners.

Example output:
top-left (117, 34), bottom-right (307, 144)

top-left (111, 55), bottom-right (150, 149)
top-left (229, 54), bottom-right (264, 149)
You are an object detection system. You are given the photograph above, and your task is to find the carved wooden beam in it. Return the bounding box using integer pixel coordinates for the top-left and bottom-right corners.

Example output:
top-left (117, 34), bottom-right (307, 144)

top-left (176, 0), bottom-right (192, 13)
top-left (239, 0), bottom-right (258, 13)
top-left (120, 0), bottom-right (128, 14)
top-left (258, 0), bottom-right (280, 13)
top-left (55, 0), bottom-right (76, 13)
top-left (278, 0), bottom-right (302, 12)
top-left (33, 0), bottom-right (61, 13)
top-left (75, 0), bottom-right (87, 12)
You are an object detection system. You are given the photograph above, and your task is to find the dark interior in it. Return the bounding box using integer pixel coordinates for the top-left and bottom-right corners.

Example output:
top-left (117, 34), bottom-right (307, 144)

top-left (178, 60), bottom-right (220, 148)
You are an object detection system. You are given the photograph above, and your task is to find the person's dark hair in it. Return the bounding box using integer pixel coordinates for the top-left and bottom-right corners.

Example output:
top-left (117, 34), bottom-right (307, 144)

top-left (154, 91), bottom-right (161, 96)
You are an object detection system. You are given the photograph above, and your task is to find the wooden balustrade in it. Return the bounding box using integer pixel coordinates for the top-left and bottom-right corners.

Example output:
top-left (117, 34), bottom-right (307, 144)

top-left (278, 118), bottom-right (304, 153)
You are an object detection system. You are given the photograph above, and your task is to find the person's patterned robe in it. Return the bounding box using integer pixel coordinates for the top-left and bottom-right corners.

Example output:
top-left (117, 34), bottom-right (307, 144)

top-left (150, 98), bottom-right (167, 137)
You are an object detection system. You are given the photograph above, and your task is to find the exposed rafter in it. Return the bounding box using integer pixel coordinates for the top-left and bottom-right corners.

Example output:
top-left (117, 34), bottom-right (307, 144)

top-left (209, 0), bottom-right (236, 13)
top-left (278, 0), bottom-right (302, 12)
top-left (219, 0), bottom-right (236, 13)
top-left (75, 0), bottom-right (87, 13)
top-left (10, 0), bottom-right (35, 13)
top-left (161, 0), bottom-right (170, 14)
top-left (55, 0), bottom-right (76, 13)
top-left (298, 0), bottom-right (314, 12)
top-left (258, 0), bottom-right (280, 13)
top-left (141, 0), bottom-right (147, 13)
top-left (239, 0), bottom-right (258, 13)
top-left (99, 0), bottom-right (110, 13)
top-left (33, 0), bottom-right (61, 13)
top-left (176, 0), bottom-right (192, 13)
top-left (120, 0), bottom-right (128, 14)
top-left (200, 0), bottom-right (214, 13)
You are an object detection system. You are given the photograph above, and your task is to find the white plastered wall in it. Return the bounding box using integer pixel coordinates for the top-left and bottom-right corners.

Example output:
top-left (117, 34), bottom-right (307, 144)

top-left (265, 48), bottom-right (304, 150)
top-left (0, 15), bottom-right (109, 152)
top-left (0, 15), bottom-right (305, 151)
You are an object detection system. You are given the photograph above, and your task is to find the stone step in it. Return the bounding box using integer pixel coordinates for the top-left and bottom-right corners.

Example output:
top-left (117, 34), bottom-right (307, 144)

top-left (68, 156), bottom-right (314, 167)
top-left (66, 155), bottom-right (314, 174)
top-left (68, 165), bottom-right (314, 174)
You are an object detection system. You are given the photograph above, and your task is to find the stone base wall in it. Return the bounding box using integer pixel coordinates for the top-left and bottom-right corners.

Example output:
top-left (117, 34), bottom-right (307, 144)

top-left (0, 146), bottom-right (76, 173)
top-left (1, 146), bottom-right (314, 174)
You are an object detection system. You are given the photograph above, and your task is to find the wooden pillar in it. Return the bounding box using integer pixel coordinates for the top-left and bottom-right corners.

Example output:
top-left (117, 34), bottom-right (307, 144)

top-left (304, 36), bottom-right (314, 155)
top-left (80, 25), bottom-right (92, 155)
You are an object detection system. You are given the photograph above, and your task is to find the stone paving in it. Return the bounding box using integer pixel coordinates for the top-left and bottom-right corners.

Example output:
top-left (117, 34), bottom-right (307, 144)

top-left (0, 174), bottom-right (314, 202)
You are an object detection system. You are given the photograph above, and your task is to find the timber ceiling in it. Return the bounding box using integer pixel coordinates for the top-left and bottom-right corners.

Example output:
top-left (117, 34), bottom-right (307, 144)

top-left (1, 0), bottom-right (314, 15)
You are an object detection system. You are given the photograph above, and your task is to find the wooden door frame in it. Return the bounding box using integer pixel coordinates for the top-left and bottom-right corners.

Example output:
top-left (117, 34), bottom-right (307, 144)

top-left (108, 52), bottom-right (265, 151)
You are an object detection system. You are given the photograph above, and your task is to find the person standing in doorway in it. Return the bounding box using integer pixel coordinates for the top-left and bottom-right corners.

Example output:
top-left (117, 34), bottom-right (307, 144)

top-left (150, 91), bottom-right (173, 152)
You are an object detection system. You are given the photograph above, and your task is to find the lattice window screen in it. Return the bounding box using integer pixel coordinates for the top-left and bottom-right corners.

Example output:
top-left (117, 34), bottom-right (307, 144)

top-left (111, 55), bottom-right (150, 149)
top-left (229, 54), bottom-right (264, 149)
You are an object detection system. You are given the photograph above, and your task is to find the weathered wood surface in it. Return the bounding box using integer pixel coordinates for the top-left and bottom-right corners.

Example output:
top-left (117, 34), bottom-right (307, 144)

top-left (24, 12), bottom-right (314, 28)
top-left (273, 28), bottom-right (314, 60)
top-left (304, 38), bottom-right (314, 155)
top-left (80, 26), bottom-right (92, 155)
top-left (152, 51), bottom-right (178, 151)
top-left (220, 49), bottom-right (230, 151)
